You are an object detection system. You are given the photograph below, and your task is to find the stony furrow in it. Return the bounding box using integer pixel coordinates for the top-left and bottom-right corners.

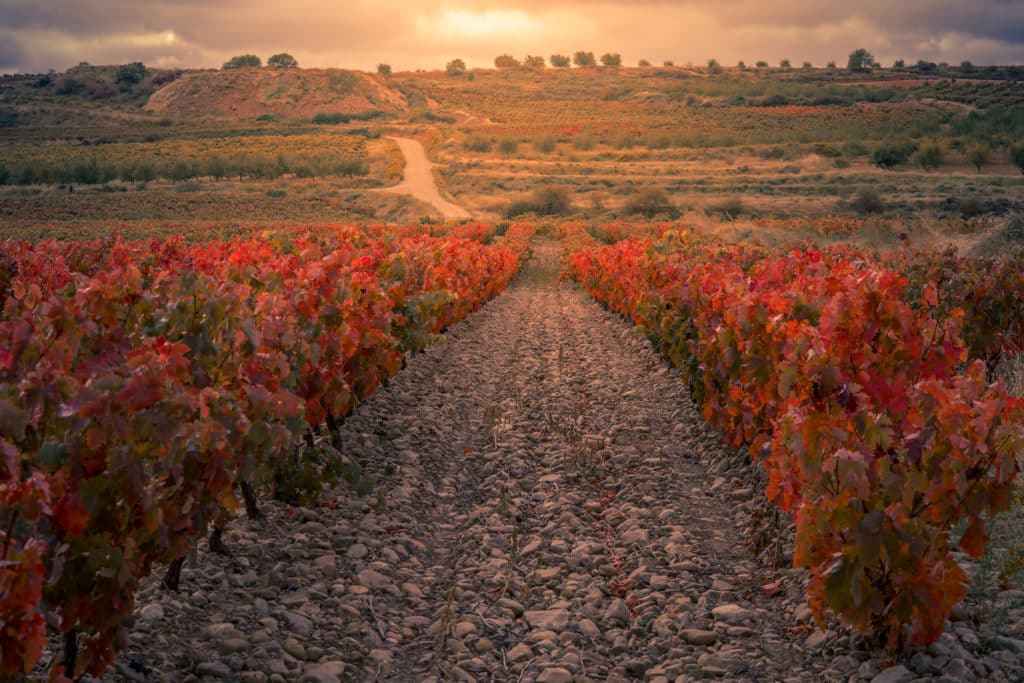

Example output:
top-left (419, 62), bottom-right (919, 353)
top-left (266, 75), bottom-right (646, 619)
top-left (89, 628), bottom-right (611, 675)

top-left (97, 242), bottom-right (1024, 683)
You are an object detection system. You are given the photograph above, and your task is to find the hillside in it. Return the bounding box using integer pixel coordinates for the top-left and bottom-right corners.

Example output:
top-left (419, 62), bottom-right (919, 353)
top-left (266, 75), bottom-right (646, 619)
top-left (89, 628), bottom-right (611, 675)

top-left (144, 68), bottom-right (409, 119)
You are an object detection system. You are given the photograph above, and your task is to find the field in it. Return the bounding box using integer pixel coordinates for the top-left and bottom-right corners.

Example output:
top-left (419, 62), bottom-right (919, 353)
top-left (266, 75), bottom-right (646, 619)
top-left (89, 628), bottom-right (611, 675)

top-left (2, 58), bottom-right (1024, 682)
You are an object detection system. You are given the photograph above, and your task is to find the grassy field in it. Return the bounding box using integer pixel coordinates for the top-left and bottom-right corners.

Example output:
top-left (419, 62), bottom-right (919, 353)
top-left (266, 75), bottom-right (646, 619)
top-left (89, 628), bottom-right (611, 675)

top-left (1, 62), bottom-right (1022, 246)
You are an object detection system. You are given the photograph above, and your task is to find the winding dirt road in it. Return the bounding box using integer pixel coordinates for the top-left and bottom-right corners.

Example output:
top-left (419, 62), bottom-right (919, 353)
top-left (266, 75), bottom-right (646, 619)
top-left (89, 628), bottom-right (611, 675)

top-left (383, 138), bottom-right (470, 220)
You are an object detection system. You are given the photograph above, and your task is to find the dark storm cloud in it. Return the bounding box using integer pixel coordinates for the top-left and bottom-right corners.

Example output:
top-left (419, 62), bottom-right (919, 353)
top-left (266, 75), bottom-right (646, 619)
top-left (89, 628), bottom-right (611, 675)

top-left (0, 0), bottom-right (1020, 73)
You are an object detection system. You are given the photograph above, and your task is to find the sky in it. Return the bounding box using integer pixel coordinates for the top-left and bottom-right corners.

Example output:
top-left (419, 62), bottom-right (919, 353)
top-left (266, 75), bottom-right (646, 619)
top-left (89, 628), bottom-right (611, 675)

top-left (1, 1), bottom-right (1022, 74)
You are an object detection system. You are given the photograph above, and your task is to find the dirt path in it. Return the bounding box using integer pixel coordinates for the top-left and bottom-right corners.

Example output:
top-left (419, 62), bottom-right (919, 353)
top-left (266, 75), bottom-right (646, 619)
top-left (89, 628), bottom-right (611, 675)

top-left (381, 138), bottom-right (470, 220)
top-left (99, 242), bottom-right (1024, 683)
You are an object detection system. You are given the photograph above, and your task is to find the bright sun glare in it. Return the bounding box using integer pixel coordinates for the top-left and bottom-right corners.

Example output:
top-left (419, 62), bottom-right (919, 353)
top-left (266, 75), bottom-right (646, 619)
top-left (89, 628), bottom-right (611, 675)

top-left (435, 9), bottom-right (540, 39)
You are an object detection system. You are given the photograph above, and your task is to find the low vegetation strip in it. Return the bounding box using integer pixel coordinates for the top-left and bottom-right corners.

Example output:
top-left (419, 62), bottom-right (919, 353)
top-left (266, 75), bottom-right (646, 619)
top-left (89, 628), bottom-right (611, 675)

top-left (0, 223), bottom-right (533, 678)
top-left (566, 227), bottom-right (1024, 651)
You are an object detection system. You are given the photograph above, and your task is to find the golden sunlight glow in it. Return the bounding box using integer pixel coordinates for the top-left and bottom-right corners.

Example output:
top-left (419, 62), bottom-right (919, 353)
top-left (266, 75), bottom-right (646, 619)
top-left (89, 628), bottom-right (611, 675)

top-left (433, 8), bottom-right (541, 40)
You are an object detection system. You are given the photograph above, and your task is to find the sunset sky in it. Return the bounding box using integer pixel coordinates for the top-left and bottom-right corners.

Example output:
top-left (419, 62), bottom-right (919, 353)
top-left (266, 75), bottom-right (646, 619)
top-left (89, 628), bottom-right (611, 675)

top-left (1, 1), bottom-right (1022, 74)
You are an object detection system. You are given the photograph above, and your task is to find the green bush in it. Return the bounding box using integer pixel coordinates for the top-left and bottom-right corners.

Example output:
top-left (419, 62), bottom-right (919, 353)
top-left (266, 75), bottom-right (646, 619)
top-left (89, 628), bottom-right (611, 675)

top-left (504, 186), bottom-right (572, 218)
top-left (871, 140), bottom-right (917, 169)
top-left (916, 142), bottom-right (944, 171)
top-left (573, 51), bottom-right (597, 67)
top-left (463, 135), bottom-right (493, 153)
top-left (851, 187), bottom-right (884, 215)
top-left (497, 138), bottom-right (519, 154)
top-left (624, 187), bottom-right (674, 217)
top-left (223, 54), bottom-right (261, 69)
top-left (116, 62), bottom-right (146, 84)
top-left (966, 142), bottom-right (991, 172)
top-left (446, 59), bottom-right (467, 76)
top-left (1010, 143), bottom-right (1024, 175)
top-left (706, 197), bottom-right (745, 219)
top-left (573, 132), bottom-right (597, 151)
top-left (532, 135), bottom-right (556, 153)
top-left (313, 112), bottom-right (347, 124)
top-left (268, 53), bottom-right (298, 69)
top-left (494, 54), bottom-right (520, 68)
top-left (377, 64), bottom-right (392, 76)
top-left (550, 54), bottom-right (571, 68)
top-left (601, 53), bottom-right (622, 68)
top-left (847, 48), bottom-right (874, 73)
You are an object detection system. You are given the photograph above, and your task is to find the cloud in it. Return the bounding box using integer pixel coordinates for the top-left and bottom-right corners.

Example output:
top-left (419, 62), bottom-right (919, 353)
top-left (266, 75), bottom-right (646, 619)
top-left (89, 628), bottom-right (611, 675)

top-left (0, 1), bottom-right (1020, 73)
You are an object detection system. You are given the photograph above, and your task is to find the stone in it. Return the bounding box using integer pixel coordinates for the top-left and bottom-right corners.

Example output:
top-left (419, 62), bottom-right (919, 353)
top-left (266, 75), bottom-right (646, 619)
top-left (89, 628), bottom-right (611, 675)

top-left (357, 569), bottom-right (393, 592)
top-left (524, 609), bottom-right (571, 632)
top-left (196, 662), bottom-right (231, 678)
top-left (603, 598), bottom-right (631, 626)
top-left (346, 544), bottom-right (368, 560)
top-left (804, 630), bottom-right (829, 649)
top-left (536, 667), bottom-right (573, 683)
top-left (301, 660), bottom-right (346, 683)
top-left (710, 604), bottom-right (754, 625)
top-left (282, 638), bottom-right (306, 660)
top-left (620, 528), bottom-right (649, 545)
top-left (283, 612), bottom-right (314, 637)
top-left (870, 665), bottom-right (914, 683)
top-left (454, 621), bottom-right (477, 638)
top-left (139, 603), bottom-right (165, 622)
top-left (680, 629), bottom-right (717, 646)
top-left (506, 643), bottom-right (533, 663)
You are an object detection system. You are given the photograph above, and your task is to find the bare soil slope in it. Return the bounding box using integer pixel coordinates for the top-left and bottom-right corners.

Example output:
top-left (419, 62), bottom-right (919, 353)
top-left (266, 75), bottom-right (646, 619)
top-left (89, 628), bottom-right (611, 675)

top-left (144, 68), bottom-right (408, 119)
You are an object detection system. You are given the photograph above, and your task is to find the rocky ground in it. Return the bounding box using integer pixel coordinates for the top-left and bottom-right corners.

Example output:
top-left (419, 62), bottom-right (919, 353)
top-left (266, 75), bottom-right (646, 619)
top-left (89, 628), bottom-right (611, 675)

top-left (93, 241), bottom-right (1024, 682)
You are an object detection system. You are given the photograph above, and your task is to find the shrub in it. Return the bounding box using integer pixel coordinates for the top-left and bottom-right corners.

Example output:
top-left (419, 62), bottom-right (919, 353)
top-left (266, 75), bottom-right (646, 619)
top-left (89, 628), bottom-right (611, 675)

top-left (55, 77), bottom-right (86, 95)
top-left (872, 140), bottom-right (917, 169)
top-left (916, 142), bottom-right (944, 171)
top-left (550, 54), bottom-right (571, 68)
top-left (847, 48), bottom-right (874, 73)
top-left (780, 58), bottom-right (791, 69)
top-left (504, 186), bottom-right (572, 217)
top-left (893, 59), bottom-right (905, 70)
top-left (663, 60), bottom-right (675, 67)
top-left (573, 132), bottom-right (597, 150)
top-left (756, 60), bottom-right (769, 68)
top-left (223, 54), bottom-right (261, 69)
top-left (707, 58), bottom-right (721, 73)
top-left (851, 187), bottom-right (884, 214)
top-left (1004, 213), bottom-right (1024, 242)
top-left (737, 60), bottom-right (746, 70)
top-left (446, 59), bottom-right (467, 76)
top-left (706, 197), bottom-right (744, 219)
top-left (0, 107), bottom-right (17, 128)
top-left (377, 63), bottom-right (392, 76)
top-left (601, 53), bottom-right (622, 68)
top-left (802, 61), bottom-right (813, 70)
top-left (916, 60), bottom-right (937, 73)
top-left (966, 142), bottom-right (991, 172)
top-left (523, 55), bottom-right (545, 68)
top-left (532, 135), bottom-right (556, 153)
top-left (313, 112), bottom-right (347, 125)
top-left (614, 132), bottom-right (636, 150)
top-left (1010, 143), bottom-right (1024, 175)
top-left (638, 59), bottom-right (651, 67)
top-left (463, 135), bottom-right (493, 153)
top-left (267, 53), bottom-right (298, 68)
top-left (497, 138), bottom-right (519, 154)
top-left (115, 61), bottom-right (146, 84)
top-left (826, 60), bottom-right (837, 69)
top-left (960, 60), bottom-right (974, 74)
top-left (624, 187), bottom-right (673, 217)
top-left (573, 51), bottom-right (597, 67)
top-left (494, 54), bottom-right (520, 68)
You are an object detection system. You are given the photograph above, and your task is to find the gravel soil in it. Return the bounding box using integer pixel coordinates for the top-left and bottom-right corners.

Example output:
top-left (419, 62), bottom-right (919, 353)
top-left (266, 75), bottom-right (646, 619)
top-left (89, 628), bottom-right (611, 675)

top-left (94, 241), bottom-right (1024, 683)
